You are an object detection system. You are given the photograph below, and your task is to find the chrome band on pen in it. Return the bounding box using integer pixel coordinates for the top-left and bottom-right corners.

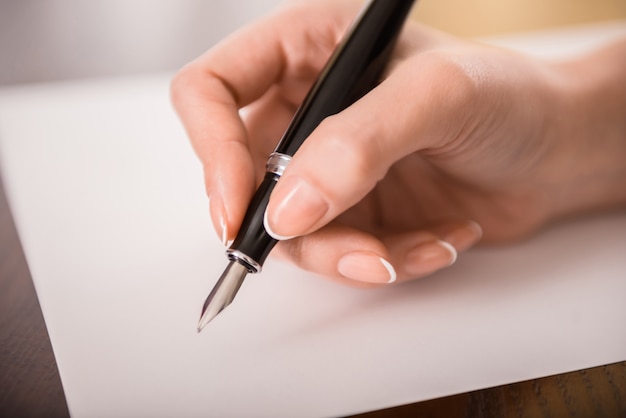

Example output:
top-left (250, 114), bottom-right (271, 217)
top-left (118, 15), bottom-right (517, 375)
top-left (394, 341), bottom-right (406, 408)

top-left (226, 249), bottom-right (263, 273)
top-left (266, 152), bottom-right (291, 177)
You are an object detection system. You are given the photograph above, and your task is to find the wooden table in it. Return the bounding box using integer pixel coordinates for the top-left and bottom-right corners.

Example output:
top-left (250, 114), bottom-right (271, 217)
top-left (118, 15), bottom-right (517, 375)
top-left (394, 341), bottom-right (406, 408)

top-left (1, 174), bottom-right (624, 417)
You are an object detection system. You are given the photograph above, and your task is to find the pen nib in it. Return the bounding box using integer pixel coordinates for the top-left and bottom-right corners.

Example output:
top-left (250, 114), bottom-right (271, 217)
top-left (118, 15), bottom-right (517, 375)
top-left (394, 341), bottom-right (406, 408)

top-left (197, 260), bottom-right (248, 332)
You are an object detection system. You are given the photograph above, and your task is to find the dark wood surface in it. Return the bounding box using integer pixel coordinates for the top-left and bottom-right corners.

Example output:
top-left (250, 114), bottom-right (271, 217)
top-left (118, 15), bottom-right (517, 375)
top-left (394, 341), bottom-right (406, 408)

top-left (0, 174), bottom-right (624, 418)
top-left (0, 176), bottom-right (70, 417)
top-left (355, 362), bottom-right (626, 417)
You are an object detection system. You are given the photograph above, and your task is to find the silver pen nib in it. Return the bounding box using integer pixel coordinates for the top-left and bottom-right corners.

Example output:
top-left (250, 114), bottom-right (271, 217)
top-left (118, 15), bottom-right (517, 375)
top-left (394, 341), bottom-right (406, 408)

top-left (197, 260), bottom-right (248, 332)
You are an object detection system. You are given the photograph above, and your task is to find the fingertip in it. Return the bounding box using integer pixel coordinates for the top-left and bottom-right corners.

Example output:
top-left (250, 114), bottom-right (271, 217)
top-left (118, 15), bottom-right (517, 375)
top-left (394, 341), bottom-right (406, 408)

top-left (337, 252), bottom-right (397, 284)
top-left (403, 239), bottom-right (458, 278)
top-left (466, 220), bottom-right (483, 242)
top-left (263, 207), bottom-right (297, 241)
top-left (379, 257), bottom-right (398, 283)
top-left (265, 175), bottom-right (329, 239)
top-left (209, 194), bottom-right (229, 247)
top-left (437, 220), bottom-right (483, 252)
top-left (220, 218), bottom-right (228, 247)
top-left (437, 240), bottom-right (458, 266)
top-left (206, 154), bottom-right (257, 247)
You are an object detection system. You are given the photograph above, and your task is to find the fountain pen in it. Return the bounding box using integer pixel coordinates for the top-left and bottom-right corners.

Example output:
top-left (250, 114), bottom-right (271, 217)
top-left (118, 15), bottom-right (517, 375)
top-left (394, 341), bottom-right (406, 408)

top-left (197, 0), bottom-right (417, 332)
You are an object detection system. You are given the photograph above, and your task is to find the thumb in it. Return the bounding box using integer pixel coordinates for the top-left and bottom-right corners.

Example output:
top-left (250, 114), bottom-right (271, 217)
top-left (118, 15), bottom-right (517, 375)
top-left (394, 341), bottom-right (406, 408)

top-left (263, 72), bottom-right (439, 240)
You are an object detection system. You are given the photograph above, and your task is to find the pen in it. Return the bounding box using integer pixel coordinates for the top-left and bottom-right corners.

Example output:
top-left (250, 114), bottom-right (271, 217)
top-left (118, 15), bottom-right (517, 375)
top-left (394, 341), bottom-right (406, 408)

top-left (198, 0), bottom-right (418, 332)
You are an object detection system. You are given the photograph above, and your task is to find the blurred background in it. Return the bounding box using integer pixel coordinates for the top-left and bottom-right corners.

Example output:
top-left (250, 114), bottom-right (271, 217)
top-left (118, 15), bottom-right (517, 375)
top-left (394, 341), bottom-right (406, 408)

top-left (413, 0), bottom-right (626, 37)
top-left (1, 0), bottom-right (625, 85)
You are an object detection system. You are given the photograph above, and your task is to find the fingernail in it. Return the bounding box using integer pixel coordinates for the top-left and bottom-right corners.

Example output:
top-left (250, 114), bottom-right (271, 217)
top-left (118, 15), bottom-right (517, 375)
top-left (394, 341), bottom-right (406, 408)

top-left (265, 176), bottom-right (329, 240)
top-left (338, 252), bottom-right (397, 284)
top-left (210, 195), bottom-right (229, 247)
top-left (438, 241), bottom-right (458, 265)
top-left (442, 220), bottom-right (483, 249)
top-left (220, 215), bottom-right (228, 247)
top-left (263, 209), bottom-right (296, 241)
top-left (405, 240), bottom-right (457, 276)
top-left (467, 220), bottom-right (483, 241)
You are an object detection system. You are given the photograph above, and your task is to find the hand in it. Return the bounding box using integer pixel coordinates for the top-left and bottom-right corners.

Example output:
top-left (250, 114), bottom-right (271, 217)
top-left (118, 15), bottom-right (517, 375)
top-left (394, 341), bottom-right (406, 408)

top-left (171, 0), bottom-right (626, 285)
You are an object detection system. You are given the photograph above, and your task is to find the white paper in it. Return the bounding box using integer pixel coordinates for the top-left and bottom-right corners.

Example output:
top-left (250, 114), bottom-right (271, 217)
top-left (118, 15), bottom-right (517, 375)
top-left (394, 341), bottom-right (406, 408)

top-left (1, 22), bottom-right (625, 418)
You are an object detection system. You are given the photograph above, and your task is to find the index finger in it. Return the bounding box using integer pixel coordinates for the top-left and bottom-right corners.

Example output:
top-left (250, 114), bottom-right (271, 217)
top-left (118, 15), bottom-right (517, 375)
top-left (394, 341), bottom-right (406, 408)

top-left (169, 1), bottom-right (359, 241)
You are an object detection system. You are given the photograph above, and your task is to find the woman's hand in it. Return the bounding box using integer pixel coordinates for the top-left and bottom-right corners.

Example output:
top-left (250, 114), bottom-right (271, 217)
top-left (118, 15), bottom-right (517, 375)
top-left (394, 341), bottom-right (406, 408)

top-left (171, 0), bottom-right (626, 285)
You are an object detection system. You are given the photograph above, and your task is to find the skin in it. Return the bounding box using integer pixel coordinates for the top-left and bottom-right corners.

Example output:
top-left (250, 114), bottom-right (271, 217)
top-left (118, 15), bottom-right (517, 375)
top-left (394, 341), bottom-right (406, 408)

top-left (171, 0), bottom-right (626, 286)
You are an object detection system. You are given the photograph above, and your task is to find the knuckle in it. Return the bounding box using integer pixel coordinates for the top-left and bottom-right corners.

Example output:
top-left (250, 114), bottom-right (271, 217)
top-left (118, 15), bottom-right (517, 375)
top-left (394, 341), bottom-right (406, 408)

top-left (419, 51), bottom-right (481, 110)
top-left (321, 117), bottom-right (386, 185)
top-left (169, 64), bottom-right (197, 110)
top-left (401, 51), bottom-right (481, 116)
top-left (169, 69), bottom-right (187, 100)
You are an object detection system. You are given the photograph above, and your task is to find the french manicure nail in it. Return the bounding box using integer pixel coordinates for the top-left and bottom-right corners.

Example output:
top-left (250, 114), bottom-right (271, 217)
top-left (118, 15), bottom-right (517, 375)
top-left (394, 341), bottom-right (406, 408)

top-left (405, 240), bottom-right (457, 276)
top-left (467, 220), bottom-right (483, 241)
top-left (263, 209), bottom-right (297, 241)
top-left (210, 195), bottom-right (229, 247)
top-left (265, 176), bottom-right (329, 239)
top-left (220, 213), bottom-right (228, 247)
top-left (437, 240), bottom-right (457, 265)
top-left (338, 252), bottom-right (397, 284)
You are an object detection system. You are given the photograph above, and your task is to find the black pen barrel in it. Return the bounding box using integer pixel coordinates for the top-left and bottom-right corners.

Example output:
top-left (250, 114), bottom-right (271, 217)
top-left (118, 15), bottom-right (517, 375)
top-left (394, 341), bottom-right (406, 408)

top-left (227, 173), bottom-right (279, 272)
top-left (274, 0), bottom-right (417, 156)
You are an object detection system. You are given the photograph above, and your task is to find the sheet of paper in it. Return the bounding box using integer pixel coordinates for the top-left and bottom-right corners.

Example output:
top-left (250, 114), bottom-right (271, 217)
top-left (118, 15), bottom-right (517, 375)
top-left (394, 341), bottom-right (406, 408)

top-left (1, 22), bottom-right (625, 418)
